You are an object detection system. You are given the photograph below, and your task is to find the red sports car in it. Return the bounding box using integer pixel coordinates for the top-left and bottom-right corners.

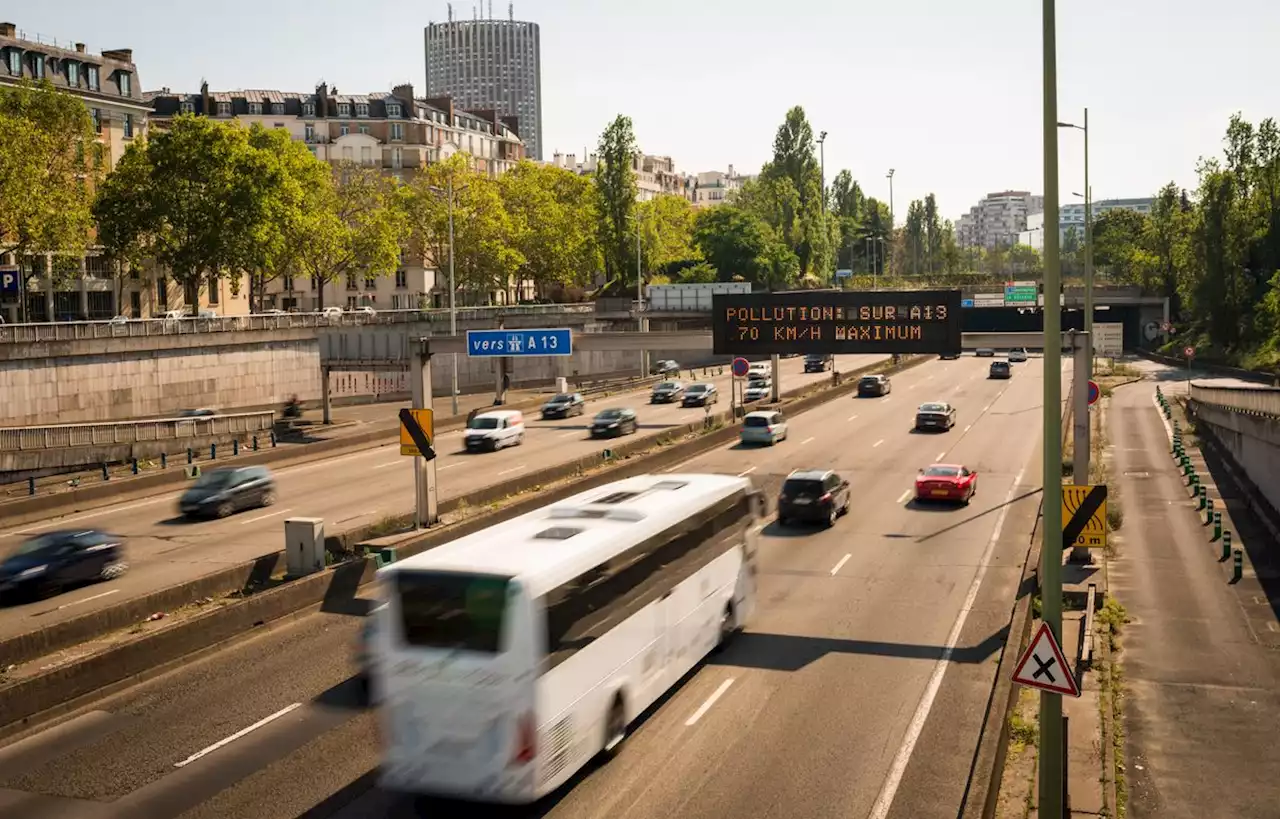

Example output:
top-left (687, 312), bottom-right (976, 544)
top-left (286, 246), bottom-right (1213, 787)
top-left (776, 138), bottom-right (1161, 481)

top-left (914, 464), bottom-right (978, 504)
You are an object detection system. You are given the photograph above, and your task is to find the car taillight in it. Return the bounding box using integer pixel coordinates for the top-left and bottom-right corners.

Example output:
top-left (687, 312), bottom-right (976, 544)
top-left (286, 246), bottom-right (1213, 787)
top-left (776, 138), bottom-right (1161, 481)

top-left (511, 711), bottom-right (537, 766)
top-left (819, 493), bottom-right (833, 504)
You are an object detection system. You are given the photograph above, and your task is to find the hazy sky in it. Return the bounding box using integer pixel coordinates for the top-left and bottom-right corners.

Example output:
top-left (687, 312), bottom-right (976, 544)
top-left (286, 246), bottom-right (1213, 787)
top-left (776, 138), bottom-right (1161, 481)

top-left (18, 0), bottom-right (1279, 221)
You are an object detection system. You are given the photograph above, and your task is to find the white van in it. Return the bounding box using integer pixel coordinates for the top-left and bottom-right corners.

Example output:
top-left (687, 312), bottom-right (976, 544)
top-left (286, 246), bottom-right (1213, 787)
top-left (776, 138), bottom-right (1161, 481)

top-left (320, 306), bottom-right (343, 318)
top-left (464, 409), bottom-right (525, 452)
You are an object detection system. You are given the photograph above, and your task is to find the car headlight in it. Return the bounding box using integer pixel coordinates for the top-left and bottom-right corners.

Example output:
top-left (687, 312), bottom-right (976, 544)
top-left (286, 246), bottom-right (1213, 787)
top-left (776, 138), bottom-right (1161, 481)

top-left (17, 565), bottom-right (48, 579)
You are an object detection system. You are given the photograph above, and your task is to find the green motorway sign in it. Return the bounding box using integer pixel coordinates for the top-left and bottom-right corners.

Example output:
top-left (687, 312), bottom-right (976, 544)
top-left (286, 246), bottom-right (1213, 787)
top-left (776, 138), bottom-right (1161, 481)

top-left (1004, 285), bottom-right (1037, 304)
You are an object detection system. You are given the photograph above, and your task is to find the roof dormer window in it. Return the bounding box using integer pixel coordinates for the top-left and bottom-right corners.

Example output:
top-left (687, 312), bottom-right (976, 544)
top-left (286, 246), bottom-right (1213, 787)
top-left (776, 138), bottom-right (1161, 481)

top-left (248, 102), bottom-right (262, 115)
top-left (217, 101), bottom-right (231, 116)
top-left (302, 102), bottom-right (315, 117)
top-left (117, 71), bottom-right (131, 96)
top-left (386, 102), bottom-right (401, 118)
top-left (6, 50), bottom-right (19, 76)
top-left (86, 65), bottom-right (99, 90)
top-left (180, 101), bottom-right (195, 114)
top-left (66, 61), bottom-right (79, 86)
top-left (337, 103), bottom-right (351, 116)
top-left (355, 103), bottom-right (369, 117)
top-left (271, 103), bottom-right (284, 115)
top-left (29, 53), bottom-right (44, 79)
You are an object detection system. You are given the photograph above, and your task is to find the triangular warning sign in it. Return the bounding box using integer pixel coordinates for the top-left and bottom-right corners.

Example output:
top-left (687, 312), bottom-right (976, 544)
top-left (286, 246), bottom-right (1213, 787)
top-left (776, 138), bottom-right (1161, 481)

top-left (1010, 622), bottom-right (1080, 697)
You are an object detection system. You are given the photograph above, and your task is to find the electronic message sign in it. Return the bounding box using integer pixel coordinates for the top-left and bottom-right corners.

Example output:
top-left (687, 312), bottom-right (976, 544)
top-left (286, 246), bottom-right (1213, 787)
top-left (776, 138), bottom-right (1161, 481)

top-left (711, 289), bottom-right (962, 356)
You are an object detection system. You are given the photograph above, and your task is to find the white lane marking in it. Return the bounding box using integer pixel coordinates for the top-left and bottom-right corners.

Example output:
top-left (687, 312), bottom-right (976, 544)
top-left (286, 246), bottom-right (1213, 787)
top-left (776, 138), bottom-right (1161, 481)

top-left (371, 460), bottom-right (400, 469)
top-left (982, 405), bottom-right (990, 412)
top-left (937, 451), bottom-right (947, 461)
top-left (240, 508), bottom-right (293, 526)
top-left (437, 462), bottom-right (460, 471)
top-left (498, 464), bottom-right (526, 476)
top-left (52, 589), bottom-right (119, 611)
top-left (684, 679), bottom-right (735, 726)
top-left (896, 489), bottom-right (912, 504)
top-left (737, 467), bottom-right (757, 477)
top-left (867, 467), bottom-right (1026, 818)
top-left (830, 554), bottom-right (852, 576)
top-left (873, 439), bottom-right (884, 448)
top-left (800, 437), bottom-right (815, 445)
top-left (847, 414), bottom-right (859, 422)
top-left (964, 425), bottom-right (972, 433)
top-left (174, 702), bottom-right (303, 768)
top-left (10, 494), bottom-right (175, 535)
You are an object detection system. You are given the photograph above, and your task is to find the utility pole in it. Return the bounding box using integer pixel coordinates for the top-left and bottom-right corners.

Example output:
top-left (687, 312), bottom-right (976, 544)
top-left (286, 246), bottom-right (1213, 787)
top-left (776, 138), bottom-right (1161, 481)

top-left (817, 131), bottom-right (828, 214)
top-left (1058, 109), bottom-right (1093, 376)
top-left (1040, 0), bottom-right (1065, 814)
top-left (887, 168), bottom-right (895, 224)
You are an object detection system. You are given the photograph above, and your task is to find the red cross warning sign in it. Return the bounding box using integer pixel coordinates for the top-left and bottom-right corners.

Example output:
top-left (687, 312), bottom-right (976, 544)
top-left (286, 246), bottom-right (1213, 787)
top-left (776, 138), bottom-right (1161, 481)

top-left (1011, 622), bottom-right (1080, 697)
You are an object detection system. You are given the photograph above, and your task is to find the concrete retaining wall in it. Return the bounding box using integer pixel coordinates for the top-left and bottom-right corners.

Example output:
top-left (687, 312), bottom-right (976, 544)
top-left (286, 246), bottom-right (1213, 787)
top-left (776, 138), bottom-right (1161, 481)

top-left (1188, 401), bottom-right (1280, 515)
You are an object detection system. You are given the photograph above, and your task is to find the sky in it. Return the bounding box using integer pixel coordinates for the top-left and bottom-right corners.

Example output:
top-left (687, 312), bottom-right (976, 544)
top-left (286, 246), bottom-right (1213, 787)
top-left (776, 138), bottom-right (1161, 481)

top-left (17, 0), bottom-right (1280, 221)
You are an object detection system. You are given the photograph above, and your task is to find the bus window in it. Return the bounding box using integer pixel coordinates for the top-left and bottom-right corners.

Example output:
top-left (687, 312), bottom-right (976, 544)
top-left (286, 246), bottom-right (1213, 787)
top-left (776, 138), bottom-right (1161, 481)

top-left (395, 571), bottom-right (511, 653)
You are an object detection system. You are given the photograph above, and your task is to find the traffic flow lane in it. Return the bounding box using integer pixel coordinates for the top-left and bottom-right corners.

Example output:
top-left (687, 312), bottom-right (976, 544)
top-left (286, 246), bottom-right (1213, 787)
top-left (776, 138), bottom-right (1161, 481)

top-left (0, 355), bottom-right (884, 638)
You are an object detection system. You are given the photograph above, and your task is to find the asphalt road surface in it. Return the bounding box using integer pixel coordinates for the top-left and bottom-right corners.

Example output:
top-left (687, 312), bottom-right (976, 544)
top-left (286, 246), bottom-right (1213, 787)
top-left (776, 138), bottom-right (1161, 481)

top-left (0, 355), bottom-right (882, 641)
top-left (0, 353), bottom-right (1070, 819)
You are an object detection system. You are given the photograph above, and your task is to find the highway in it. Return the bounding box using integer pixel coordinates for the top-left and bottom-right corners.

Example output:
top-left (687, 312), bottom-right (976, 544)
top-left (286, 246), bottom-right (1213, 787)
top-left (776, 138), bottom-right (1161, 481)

top-left (0, 354), bottom-right (884, 641)
top-left (0, 353), bottom-right (1067, 819)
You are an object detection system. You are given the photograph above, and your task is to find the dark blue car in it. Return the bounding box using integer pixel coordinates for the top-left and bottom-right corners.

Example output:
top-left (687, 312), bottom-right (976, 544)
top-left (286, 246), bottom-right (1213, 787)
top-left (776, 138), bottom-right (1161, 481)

top-left (0, 530), bottom-right (128, 601)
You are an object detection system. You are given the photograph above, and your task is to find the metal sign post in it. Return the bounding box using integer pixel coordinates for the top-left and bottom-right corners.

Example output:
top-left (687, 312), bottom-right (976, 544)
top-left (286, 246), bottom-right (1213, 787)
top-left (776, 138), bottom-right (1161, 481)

top-left (1070, 330), bottom-right (1092, 564)
top-left (409, 345), bottom-right (439, 528)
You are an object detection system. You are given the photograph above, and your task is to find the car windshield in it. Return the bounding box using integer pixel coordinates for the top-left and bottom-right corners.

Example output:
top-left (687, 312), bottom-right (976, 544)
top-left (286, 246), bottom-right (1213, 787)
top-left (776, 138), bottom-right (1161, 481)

top-left (596, 409), bottom-right (623, 420)
top-left (993, 362), bottom-right (1009, 369)
top-left (920, 403), bottom-right (947, 412)
top-left (744, 415), bottom-right (773, 427)
top-left (13, 533), bottom-right (72, 556)
top-left (468, 417), bottom-right (500, 430)
top-left (783, 479), bottom-right (825, 497)
top-left (860, 376), bottom-right (880, 384)
top-left (548, 394), bottom-right (573, 403)
top-left (687, 384), bottom-right (709, 393)
top-left (655, 381), bottom-right (678, 390)
top-left (924, 466), bottom-right (961, 478)
top-left (193, 470), bottom-right (237, 489)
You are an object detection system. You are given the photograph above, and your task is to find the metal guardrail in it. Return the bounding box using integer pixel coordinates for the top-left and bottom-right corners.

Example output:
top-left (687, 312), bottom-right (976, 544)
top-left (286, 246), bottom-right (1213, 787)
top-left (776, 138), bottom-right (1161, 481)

top-left (1189, 383), bottom-right (1280, 418)
top-left (0, 303), bottom-right (595, 344)
top-left (0, 412), bottom-right (276, 452)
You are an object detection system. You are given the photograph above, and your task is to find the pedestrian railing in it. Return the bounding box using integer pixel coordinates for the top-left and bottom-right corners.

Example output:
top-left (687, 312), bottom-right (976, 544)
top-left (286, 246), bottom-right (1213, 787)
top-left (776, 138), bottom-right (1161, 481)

top-left (0, 411), bottom-right (276, 452)
top-left (1189, 383), bottom-right (1280, 418)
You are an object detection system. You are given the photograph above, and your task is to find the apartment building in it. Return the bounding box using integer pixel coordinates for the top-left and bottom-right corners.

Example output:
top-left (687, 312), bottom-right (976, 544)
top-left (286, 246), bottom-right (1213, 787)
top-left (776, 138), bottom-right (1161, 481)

top-left (1017, 197), bottom-right (1156, 250)
top-left (147, 82), bottom-right (526, 311)
top-left (546, 150), bottom-right (695, 202)
top-left (955, 191), bottom-right (1045, 249)
top-left (0, 23), bottom-right (217, 323)
top-left (691, 165), bottom-right (754, 208)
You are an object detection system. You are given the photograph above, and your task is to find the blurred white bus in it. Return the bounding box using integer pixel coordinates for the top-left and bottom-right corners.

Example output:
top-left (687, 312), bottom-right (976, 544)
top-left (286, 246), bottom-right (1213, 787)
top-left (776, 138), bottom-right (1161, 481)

top-left (370, 472), bottom-right (764, 804)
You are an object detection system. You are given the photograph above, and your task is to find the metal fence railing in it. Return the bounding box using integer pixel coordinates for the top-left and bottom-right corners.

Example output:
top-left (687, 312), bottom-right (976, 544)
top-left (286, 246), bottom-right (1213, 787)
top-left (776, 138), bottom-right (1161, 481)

top-left (1190, 383), bottom-right (1280, 418)
top-left (0, 412), bottom-right (277, 452)
top-left (0, 303), bottom-right (596, 344)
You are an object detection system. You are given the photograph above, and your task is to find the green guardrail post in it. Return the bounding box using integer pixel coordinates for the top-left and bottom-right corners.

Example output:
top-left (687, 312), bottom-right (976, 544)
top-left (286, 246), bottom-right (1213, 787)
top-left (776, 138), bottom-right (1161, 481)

top-left (27, 477), bottom-right (35, 496)
top-left (131, 458), bottom-right (139, 475)
top-left (1205, 496), bottom-right (1214, 522)
top-left (161, 452), bottom-right (168, 469)
top-left (1198, 485), bottom-right (1207, 510)
top-left (210, 443), bottom-right (217, 459)
top-left (252, 435), bottom-right (259, 451)
top-left (1222, 529), bottom-right (1232, 560)
top-left (1232, 548), bottom-right (1243, 583)
top-left (233, 439), bottom-right (240, 456)
top-left (270, 431), bottom-right (277, 447)
top-left (101, 464), bottom-right (109, 481)
top-left (1212, 512), bottom-right (1223, 542)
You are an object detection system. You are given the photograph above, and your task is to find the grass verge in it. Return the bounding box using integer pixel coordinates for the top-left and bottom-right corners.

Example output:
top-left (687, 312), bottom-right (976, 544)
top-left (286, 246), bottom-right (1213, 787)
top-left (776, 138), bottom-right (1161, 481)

top-left (1097, 597), bottom-right (1131, 818)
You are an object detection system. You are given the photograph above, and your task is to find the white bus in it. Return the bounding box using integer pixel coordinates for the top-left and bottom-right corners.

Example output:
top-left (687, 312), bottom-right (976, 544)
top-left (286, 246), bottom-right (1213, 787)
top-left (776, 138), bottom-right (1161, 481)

top-left (370, 472), bottom-right (764, 804)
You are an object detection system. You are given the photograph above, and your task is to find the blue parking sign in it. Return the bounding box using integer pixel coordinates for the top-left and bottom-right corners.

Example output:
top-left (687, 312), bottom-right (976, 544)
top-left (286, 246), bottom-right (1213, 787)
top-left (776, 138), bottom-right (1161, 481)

top-left (0, 266), bottom-right (18, 295)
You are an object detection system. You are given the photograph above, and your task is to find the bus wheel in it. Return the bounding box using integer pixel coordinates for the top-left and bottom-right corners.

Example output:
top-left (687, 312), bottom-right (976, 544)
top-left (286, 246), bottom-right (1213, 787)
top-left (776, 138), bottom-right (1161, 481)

top-left (716, 603), bottom-right (736, 652)
top-left (603, 695), bottom-right (627, 758)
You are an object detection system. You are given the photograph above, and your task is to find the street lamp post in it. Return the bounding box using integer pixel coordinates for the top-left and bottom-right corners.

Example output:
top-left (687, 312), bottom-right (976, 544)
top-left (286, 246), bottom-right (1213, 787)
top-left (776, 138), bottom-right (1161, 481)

top-left (817, 131), bottom-right (828, 214)
top-left (1058, 109), bottom-right (1092, 375)
top-left (886, 168), bottom-right (895, 223)
top-left (428, 179), bottom-right (460, 416)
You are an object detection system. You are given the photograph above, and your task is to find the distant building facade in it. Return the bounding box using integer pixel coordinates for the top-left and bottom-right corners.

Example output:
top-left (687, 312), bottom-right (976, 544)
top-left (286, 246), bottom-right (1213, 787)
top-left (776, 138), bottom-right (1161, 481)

top-left (546, 150), bottom-right (696, 202)
top-left (956, 190), bottom-right (1045, 249)
top-left (425, 14), bottom-right (542, 160)
top-left (1017, 197), bottom-right (1156, 250)
top-left (691, 166), bottom-right (753, 208)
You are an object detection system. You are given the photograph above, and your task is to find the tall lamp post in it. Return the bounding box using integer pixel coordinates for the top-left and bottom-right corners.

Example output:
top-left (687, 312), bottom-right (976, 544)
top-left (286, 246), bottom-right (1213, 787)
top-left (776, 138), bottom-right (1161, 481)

top-left (428, 178), bottom-right (460, 416)
top-left (1058, 109), bottom-right (1092, 375)
top-left (817, 131), bottom-right (828, 214)
top-left (886, 168), bottom-right (895, 223)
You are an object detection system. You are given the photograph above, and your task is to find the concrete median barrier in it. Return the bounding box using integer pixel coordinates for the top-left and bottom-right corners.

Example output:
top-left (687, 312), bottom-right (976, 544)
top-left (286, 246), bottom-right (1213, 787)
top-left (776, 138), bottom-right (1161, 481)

top-left (0, 354), bottom-right (919, 734)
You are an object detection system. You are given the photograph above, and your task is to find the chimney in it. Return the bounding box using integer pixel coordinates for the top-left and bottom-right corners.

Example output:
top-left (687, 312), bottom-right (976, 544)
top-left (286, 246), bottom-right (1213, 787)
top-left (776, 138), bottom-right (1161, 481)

top-left (728, 163), bottom-right (734, 177)
top-left (316, 82), bottom-right (329, 117)
top-left (391, 83), bottom-right (414, 107)
top-left (101, 48), bottom-right (133, 63)
top-left (200, 80), bottom-right (210, 114)
top-left (0, 23), bottom-right (14, 38)
top-left (500, 114), bottom-right (519, 136)
top-left (74, 42), bottom-right (85, 53)
top-left (422, 95), bottom-right (454, 125)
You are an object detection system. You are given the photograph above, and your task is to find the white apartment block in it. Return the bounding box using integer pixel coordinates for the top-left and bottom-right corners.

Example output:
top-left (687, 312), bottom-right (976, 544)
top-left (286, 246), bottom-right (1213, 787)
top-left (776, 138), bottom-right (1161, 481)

top-left (692, 165), bottom-right (754, 208)
top-left (547, 150), bottom-right (695, 202)
top-left (956, 190), bottom-right (1045, 249)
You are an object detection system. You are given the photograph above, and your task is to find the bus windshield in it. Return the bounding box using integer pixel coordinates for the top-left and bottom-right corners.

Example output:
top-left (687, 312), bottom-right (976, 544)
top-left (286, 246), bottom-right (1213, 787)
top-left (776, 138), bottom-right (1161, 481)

top-left (395, 571), bottom-right (511, 653)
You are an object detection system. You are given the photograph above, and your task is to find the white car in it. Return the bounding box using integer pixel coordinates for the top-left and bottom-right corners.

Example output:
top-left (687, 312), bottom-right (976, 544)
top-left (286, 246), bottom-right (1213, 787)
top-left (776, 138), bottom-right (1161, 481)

top-left (748, 362), bottom-right (771, 378)
top-left (353, 305), bottom-right (376, 316)
top-left (740, 410), bottom-right (788, 446)
top-left (320, 306), bottom-right (343, 318)
top-left (464, 410), bottom-right (526, 452)
top-left (743, 378), bottom-right (772, 402)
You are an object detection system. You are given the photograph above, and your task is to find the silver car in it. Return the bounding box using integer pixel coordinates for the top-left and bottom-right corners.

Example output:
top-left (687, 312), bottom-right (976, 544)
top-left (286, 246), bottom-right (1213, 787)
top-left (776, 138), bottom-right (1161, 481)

top-left (740, 410), bottom-right (788, 446)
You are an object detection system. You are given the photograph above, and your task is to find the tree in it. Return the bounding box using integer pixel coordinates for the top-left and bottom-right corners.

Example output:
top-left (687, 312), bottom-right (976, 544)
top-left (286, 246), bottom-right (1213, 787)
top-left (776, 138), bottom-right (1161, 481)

top-left (500, 160), bottom-right (600, 298)
top-left (829, 170), bottom-right (863, 270)
top-left (594, 115), bottom-right (638, 288)
top-left (756, 106), bottom-right (831, 278)
top-left (0, 80), bottom-right (100, 288)
top-left (692, 205), bottom-right (797, 289)
top-left (636, 194), bottom-right (700, 273)
top-left (1091, 208), bottom-right (1148, 283)
top-left (93, 141), bottom-right (155, 311)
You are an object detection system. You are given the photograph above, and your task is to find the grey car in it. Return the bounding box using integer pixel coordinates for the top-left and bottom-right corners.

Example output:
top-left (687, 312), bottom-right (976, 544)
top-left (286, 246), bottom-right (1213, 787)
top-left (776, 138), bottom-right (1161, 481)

top-left (179, 466), bottom-right (277, 519)
top-left (915, 401), bottom-right (957, 431)
top-left (650, 380), bottom-right (685, 403)
top-left (541, 392), bottom-right (585, 419)
top-left (590, 407), bottom-right (638, 438)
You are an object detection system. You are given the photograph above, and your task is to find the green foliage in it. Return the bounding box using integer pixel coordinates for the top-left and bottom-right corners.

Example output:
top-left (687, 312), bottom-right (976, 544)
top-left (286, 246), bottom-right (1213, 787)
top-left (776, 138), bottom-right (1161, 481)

top-left (676, 261), bottom-right (718, 283)
top-left (0, 80), bottom-right (99, 277)
top-left (500, 160), bottom-right (600, 296)
top-left (595, 115), bottom-right (638, 285)
top-left (636, 194), bottom-right (700, 271)
top-left (692, 205), bottom-right (797, 288)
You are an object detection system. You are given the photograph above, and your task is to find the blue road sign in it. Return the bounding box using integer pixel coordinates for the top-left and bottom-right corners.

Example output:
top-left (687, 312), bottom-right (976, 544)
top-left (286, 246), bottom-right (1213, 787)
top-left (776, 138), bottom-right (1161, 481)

top-left (0, 266), bottom-right (19, 295)
top-left (731, 357), bottom-right (750, 378)
top-left (961, 298), bottom-right (975, 308)
top-left (466, 328), bottom-right (573, 357)
top-left (1087, 380), bottom-right (1100, 405)
top-left (835, 268), bottom-right (853, 279)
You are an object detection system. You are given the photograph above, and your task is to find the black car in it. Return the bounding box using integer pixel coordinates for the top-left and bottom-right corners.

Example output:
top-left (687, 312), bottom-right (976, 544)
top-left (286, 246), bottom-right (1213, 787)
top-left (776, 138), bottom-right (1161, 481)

top-left (989, 361), bottom-right (1012, 379)
top-left (975, 348), bottom-right (996, 358)
top-left (650, 359), bottom-right (680, 376)
top-left (682, 383), bottom-right (718, 406)
top-left (804, 354), bottom-right (833, 373)
top-left (857, 374), bottom-right (892, 397)
top-left (590, 408), bottom-right (638, 437)
top-left (777, 470), bottom-right (851, 527)
top-left (180, 466), bottom-right (277, 519)
top-left (541, 392), bottom-right (585, 419)
top-left (939, 352), bottom-right (960, 360)
top-left (0, 530), bottom-right (128, 601)
top-left (650, 380), bottom-right (685, 403)
top-left (915, 401), bottom-right (958, 431)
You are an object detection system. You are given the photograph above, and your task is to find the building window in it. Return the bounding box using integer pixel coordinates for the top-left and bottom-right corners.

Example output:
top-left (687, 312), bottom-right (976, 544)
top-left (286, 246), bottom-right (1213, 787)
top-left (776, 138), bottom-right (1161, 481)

top-left (364, 274), bottom-right (377, 289)
top-left (395, 269), bottom-right (407, 288)
top-left (90, 108), bottom-right (101, 134)
top-left (273, 122), bottom-right (284, 129)
top-left (283, 274), bottom-right (295, 291)
top-left (304, 123), bottom-right (315, 142)
top-left (30, 54), bottom-right (44, 79)
top-left (87, 64), bottom-right (99, 89)
top-left (346, 296), bottom-right (358, 310)
top-left (118, 71), bottom-right (131, 96)
top-left (6, 51), bottom-right (19, 76)
top-left (207, 273), bottom-right (219, 305)
top-left (123, 114), bottom-right (133, 139)
top-left (355, 103), bottom-right (369, 117)
top-left (271, 103), bottom-right (284, 114)
top-left (180, 100), bottom-right (195, 114)
top-left (337, 103), bottom-right (351, 116)
top-left (248, 102), bottom-right (262, 115)
top-left (386, 102), bottom-right (401, 117)
top-left (130, 291), bottom-right (141, 316)
top-left (391, 147), bottom-right (403, 169)
top-left (67, 61), bottom-right (79, 85)
top-left (311, 275), bottom-right (321, 290)
top-left (217, 101), bottom-right (231, 116)
top-left (345, 273), bottom-right (357, 291)
top-left (302, 102), bottom-right (315, 117)
top-left (360, 146), bottom-right (372, 165)
top-left (184, 279), bottom-right (199, 307)
top-left (339, 123), bottom-right (349, 136)
top-left (341, 146), bottom-right (353, 161)
top-left (157, 275), bottom-right (168, 306)
top-left (390, 122), bottom-right (403, 142)
top-left (358, 124), bottom-right (370, 135)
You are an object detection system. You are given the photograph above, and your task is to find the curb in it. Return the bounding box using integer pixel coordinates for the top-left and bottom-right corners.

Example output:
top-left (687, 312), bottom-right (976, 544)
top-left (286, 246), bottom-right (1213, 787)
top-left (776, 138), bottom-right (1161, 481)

top-left (0, 355), bottom-right (920, 733)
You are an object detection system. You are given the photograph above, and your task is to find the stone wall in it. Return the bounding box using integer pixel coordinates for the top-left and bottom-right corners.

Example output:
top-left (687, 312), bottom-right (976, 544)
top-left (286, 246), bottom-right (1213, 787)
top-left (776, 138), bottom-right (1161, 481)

top-left (1192, 401), bottom-right (1280, 515)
